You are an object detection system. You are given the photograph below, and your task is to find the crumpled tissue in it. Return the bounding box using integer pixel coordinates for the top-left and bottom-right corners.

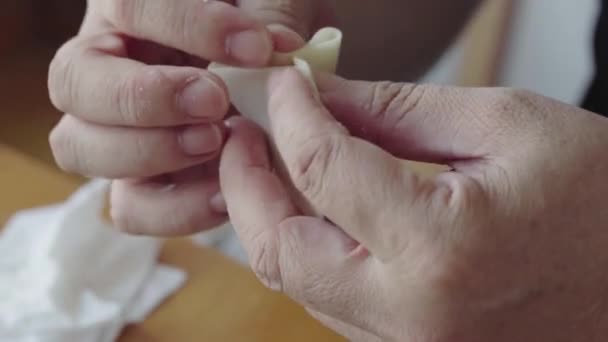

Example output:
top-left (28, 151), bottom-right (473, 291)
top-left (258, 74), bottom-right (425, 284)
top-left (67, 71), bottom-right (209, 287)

top-left (0, 180), bottom-right (186, 342)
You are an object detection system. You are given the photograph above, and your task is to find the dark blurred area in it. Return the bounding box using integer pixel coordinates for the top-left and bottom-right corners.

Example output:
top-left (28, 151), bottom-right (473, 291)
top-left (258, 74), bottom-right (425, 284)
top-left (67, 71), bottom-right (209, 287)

top-left (0, 0), bottom-right (85, 166)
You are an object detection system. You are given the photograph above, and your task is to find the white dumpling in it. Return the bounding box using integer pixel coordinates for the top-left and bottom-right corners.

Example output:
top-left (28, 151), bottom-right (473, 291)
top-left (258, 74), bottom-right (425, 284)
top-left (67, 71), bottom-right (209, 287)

top-left (208, 28), bottom-right (343, 216)
top-left (208, 27), bottom-right (343, 132)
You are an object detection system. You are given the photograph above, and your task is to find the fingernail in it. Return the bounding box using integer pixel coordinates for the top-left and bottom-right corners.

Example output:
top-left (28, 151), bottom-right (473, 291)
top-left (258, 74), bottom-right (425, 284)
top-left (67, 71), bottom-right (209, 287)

top-left (267, 24), bottom-right (306, 52)
top-left (209, 192), bottom-right (227, 214)
top-left (267, 24), bottom-right (303, 39)
top-left (223, 118), bottom-right (233, 129)
top-left (179, 76), bottom-right (227, 119)
top-left (179, 124), bottom-right (224, 156)
top-left (227, 29), bottom-right (272, 66)
top-left (224, 115), bottom-right (244, 129)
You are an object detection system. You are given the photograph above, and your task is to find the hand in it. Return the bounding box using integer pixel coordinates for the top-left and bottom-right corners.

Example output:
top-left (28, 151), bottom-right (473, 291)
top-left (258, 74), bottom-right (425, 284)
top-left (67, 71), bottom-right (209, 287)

top-left (48, 0), bottom-right (335, 235)
top-left (220, 69), bottom-right (608, 341)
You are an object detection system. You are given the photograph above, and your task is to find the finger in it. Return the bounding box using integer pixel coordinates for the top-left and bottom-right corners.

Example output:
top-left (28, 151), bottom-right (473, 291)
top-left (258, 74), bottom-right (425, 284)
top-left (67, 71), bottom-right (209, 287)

top-left (317, 73), bottom-right (530, 163)
top-left (237, 0), bottom-right (327, 52)
top-left (97, 0), bottom-right (272, 66)
top-left (238, 0), bottom-right (316, 38)
top-left (48, 33), bottom-right (229, 127)
top-left (50, 115), bottom-right (224, 178)
top-left (266, 23), bottom-right (306, 52)
top-left (306, 309), bottom-right (383, 342)
top-left (111, 163), bottom-right (227, 236)
top-left (268, 69), bottom-right (435, 258)
top-left (220, 117), bottom-right (298, 288)
top-left (276, 217), bottom-right (385, 334)
top-left (220, 117), bottom-right (382, 329)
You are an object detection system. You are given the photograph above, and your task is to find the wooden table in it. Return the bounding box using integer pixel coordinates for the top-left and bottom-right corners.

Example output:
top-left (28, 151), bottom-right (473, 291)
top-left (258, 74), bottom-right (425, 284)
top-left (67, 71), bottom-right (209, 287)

top-left (0, 144), bottom-right (344, 341)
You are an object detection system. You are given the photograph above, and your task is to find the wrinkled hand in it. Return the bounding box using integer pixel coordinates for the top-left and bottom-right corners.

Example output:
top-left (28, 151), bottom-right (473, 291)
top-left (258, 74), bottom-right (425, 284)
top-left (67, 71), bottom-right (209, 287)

top-left (48, 0), bottom-right (334, 235)
top-left (220, 70), bottom-right (608, 341)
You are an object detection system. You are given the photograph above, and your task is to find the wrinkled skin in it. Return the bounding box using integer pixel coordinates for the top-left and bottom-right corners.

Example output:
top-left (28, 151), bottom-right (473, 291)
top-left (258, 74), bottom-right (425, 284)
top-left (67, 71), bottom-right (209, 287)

top-left (47, 1), bottom-right (608, 340)
top-left (48, 0), bottom-right (334, 235)
top-left (220, 69), bottom-right (608, 341)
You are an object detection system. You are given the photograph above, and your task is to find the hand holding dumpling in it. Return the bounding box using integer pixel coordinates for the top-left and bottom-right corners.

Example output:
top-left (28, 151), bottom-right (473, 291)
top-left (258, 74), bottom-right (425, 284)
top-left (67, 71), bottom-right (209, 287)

top-left (220, 69), bottom-right (608, 341)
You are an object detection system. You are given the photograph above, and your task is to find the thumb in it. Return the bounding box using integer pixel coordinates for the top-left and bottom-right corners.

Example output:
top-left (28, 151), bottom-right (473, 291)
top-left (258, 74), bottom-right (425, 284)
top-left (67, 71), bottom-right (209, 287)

top-left (238, 0), bottom-right (334, 51)
top-left (268, 68), bottom-right (440, 260)
top-left (317, 73), bottom-right (529, 164)
top-left (218, 116), bottom-right (382, 331)
top-left (277, 217), bottom-right (385, 335)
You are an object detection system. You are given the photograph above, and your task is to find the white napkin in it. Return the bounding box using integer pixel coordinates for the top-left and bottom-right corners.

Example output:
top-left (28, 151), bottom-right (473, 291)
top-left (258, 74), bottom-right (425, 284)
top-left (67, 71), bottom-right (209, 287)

top-left (0, 180), bottom-right (186, 342)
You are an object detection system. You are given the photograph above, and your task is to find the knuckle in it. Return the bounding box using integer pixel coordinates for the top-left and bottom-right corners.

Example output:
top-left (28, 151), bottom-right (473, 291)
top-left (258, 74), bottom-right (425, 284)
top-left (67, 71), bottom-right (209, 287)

top-left (463, 87), bottom-right (548, 147)
top-left (292, 134), bottom-right (344, 202)
top-left (488, 88), bottom-right (542, 127)
top-left (364, 81), bottom-right (400, 116)
top-left (130, 133), bottom-right (157, 172)
top-left (366, 82), bottom-right (427, 132)
top-left (169, 1), bottom-right (230, 49)
top-left (171, 4), bottom-right (196, 45)
top-left (48, 39), bottom-right (80, 112)
top-left (490, 88), bottom-right (533, 112)
top-left (132, 133), bottom-right (150, 161)
top-left (115, 66), bottom-right (166, 125)
top-left (500, 87), bottom-right (535, 104)
top-left (433, 174), bottom-right (486, 224)
top-left (385, 83), bottom-right (427, 120)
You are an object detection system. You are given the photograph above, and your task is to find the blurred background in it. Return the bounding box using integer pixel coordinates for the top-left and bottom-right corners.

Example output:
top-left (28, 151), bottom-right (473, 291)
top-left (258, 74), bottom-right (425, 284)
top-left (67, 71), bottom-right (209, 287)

top-left (426, 0), bottom-right (597, 105)
top-left (1, 0), bottom-right (85, 169)
top-left (0, 0), bottom-right (599, 170)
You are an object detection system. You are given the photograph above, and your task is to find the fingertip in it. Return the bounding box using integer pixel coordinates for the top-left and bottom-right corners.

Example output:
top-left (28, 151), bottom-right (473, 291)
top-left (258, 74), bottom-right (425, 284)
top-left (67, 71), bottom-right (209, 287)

top-left (224, 116), bottom-right (267, 147)
top-left (221, 116), bottom-right (271, 172)
top-left (224, 115), bottom-right (251, 131)
top-left (267, 24), bottom-right (306, 52)
top-left (110, 177), bottom-right (227, 237)
top-left (226, 27), bottom-right (274, 67)
top-left (209, 192), bottom-right (228, 214)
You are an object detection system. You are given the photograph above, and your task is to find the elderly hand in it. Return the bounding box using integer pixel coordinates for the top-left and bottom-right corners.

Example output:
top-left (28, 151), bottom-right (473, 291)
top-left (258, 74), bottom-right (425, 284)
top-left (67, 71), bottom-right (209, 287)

top-left (48, 0), bottom-right (334, 235)
top-left (220, 69), bottom-right (608, 341)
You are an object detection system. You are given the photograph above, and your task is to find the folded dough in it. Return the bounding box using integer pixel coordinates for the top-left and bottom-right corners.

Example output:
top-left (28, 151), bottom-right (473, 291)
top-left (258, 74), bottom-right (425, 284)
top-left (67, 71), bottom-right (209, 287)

top-left (208, 27), bottom-right (342, 132)
top-left (209, 28), bottom-right (343, 215)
